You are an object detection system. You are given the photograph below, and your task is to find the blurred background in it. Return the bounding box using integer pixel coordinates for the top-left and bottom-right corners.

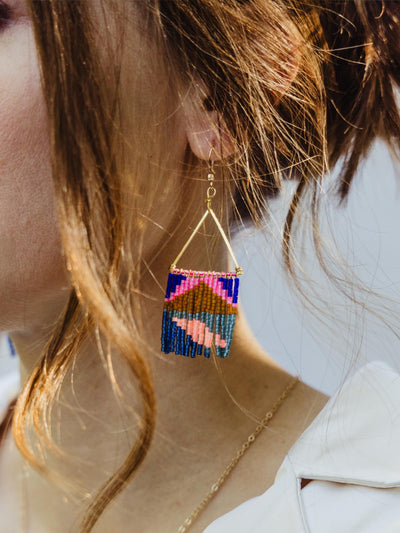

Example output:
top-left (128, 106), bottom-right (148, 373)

top-left (1, 137), bottom-right (400, 396)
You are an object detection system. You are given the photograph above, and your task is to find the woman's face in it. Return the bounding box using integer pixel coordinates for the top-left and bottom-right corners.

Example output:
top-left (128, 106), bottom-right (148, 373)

top-left (0, 0), bottom-right (70, 333)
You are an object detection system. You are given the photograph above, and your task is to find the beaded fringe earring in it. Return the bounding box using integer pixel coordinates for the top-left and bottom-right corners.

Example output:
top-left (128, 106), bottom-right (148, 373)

top-left (161, 151), bottom-right (243, 359)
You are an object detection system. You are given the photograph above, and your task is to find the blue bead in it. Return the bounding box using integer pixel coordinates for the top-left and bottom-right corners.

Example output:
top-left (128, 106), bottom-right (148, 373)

top-left (7, 335), bottom-right (16, 357)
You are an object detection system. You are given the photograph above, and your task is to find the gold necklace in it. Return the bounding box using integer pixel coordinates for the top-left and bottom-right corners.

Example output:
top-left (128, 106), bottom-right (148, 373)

top-left (18, 376), bottom-right (299, 533)
top-left (177, 375), bottom-right (299, 532)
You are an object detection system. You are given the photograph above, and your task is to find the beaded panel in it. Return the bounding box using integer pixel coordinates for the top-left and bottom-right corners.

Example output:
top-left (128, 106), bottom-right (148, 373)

top-left (161, 269), bottom-right (240, 358)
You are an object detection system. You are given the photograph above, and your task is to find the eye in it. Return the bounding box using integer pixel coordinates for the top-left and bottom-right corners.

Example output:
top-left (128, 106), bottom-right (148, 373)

top-left (0, 1), bottom-right (12, 31)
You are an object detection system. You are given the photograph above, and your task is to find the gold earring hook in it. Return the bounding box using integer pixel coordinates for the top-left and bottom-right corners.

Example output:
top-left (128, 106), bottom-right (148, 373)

top-left (208, 146), bottom-right (215, 174)
top-left (169, 143), bottom-right (242, 276)
top-left (207, 146), bottom-right (216, 209)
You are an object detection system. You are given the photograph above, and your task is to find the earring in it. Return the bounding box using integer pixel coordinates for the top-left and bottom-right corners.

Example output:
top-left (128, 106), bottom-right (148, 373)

top-left (161, 150), bottom-right (243, 359)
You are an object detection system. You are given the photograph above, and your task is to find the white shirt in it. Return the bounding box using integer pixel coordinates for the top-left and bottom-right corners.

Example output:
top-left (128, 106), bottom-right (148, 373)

top-left (204, 360), bottom-right (400, 532)
top-left (1, 361), bottom-right (400, 532)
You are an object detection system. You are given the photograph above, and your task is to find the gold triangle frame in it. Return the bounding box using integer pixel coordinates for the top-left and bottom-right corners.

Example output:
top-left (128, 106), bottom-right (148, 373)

top-left (170, 202), bottom-right (243, 276)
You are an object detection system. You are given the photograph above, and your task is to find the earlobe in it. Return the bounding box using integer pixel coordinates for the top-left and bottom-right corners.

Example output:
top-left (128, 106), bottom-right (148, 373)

top-left (185, 112), bottom-right (236, 161)
top-left (183, 84), bottom-right (236, 161)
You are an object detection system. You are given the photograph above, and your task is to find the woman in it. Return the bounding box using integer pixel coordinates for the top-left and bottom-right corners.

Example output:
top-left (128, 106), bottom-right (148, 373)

top-left (0, 0), bottom-right (400, 531)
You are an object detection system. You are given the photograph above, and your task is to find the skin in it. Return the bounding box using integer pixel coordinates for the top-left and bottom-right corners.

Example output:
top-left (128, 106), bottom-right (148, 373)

top-left (0, 0), bottom-right (329, 531)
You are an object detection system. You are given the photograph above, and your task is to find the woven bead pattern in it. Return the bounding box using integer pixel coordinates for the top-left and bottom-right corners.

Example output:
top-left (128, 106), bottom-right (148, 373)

top-left (161, 268), bottom-right (240, 358)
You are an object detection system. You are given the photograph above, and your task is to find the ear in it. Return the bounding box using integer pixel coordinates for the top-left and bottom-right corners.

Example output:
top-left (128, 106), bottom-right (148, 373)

top-left (182, 82), bottom-right (236, 161)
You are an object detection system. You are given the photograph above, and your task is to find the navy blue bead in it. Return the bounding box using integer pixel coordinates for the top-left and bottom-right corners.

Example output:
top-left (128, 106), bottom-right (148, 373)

top-left (8, 335), bottom-right (16, 357)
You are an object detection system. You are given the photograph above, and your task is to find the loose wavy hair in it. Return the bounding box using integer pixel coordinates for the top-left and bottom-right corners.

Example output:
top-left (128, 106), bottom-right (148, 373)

top-left (9, 0), bottom-right (400, 530)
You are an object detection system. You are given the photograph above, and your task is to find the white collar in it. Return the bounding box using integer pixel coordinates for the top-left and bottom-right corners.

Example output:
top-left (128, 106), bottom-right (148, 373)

top-left (203, 360), bottom-right (400, 532)
top-left (286, 359), bottom-right (400, 488)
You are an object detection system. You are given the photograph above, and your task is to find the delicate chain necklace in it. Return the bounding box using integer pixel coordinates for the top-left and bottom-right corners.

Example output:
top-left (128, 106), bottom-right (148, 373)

top-left (177, 375), bottom-right (299, 532)
top-left (17, 375), bottom-right (299, 533)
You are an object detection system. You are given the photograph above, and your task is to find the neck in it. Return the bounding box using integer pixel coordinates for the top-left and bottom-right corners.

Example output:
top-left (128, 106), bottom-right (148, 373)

top-left (6, 241), bottom-right (292, 531)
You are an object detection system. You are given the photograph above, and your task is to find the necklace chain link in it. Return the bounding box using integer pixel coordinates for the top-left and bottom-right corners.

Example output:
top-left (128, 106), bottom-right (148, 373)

top-left (18, 375), bottom-right (299, 533)
top-left (177, 375), bottom-right (300, 533)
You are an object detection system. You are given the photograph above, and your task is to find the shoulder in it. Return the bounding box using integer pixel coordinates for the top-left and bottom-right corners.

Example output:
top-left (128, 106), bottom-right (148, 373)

top-left (288, 359), bottom-right (400, 487)
top-left (204, 360), bottom-right (400, 532)
top-left (289, 360), bottom-right (400, 531)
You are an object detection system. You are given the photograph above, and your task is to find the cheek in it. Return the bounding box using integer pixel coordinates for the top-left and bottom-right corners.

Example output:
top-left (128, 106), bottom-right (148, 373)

top-left (0, 24), bottom-right (70, 331)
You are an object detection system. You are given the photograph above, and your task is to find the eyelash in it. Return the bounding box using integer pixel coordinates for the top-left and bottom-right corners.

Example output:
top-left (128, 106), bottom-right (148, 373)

top-left (0, 1), bottom-right (12, 30)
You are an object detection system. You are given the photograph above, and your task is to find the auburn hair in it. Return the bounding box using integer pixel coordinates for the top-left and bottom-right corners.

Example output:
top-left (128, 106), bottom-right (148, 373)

top-left (10, 0), bottom-right (400, 530)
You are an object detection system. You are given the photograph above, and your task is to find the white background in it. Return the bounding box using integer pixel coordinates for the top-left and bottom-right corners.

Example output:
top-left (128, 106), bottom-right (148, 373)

top-left (1, 138), bottom-right (400, 396)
